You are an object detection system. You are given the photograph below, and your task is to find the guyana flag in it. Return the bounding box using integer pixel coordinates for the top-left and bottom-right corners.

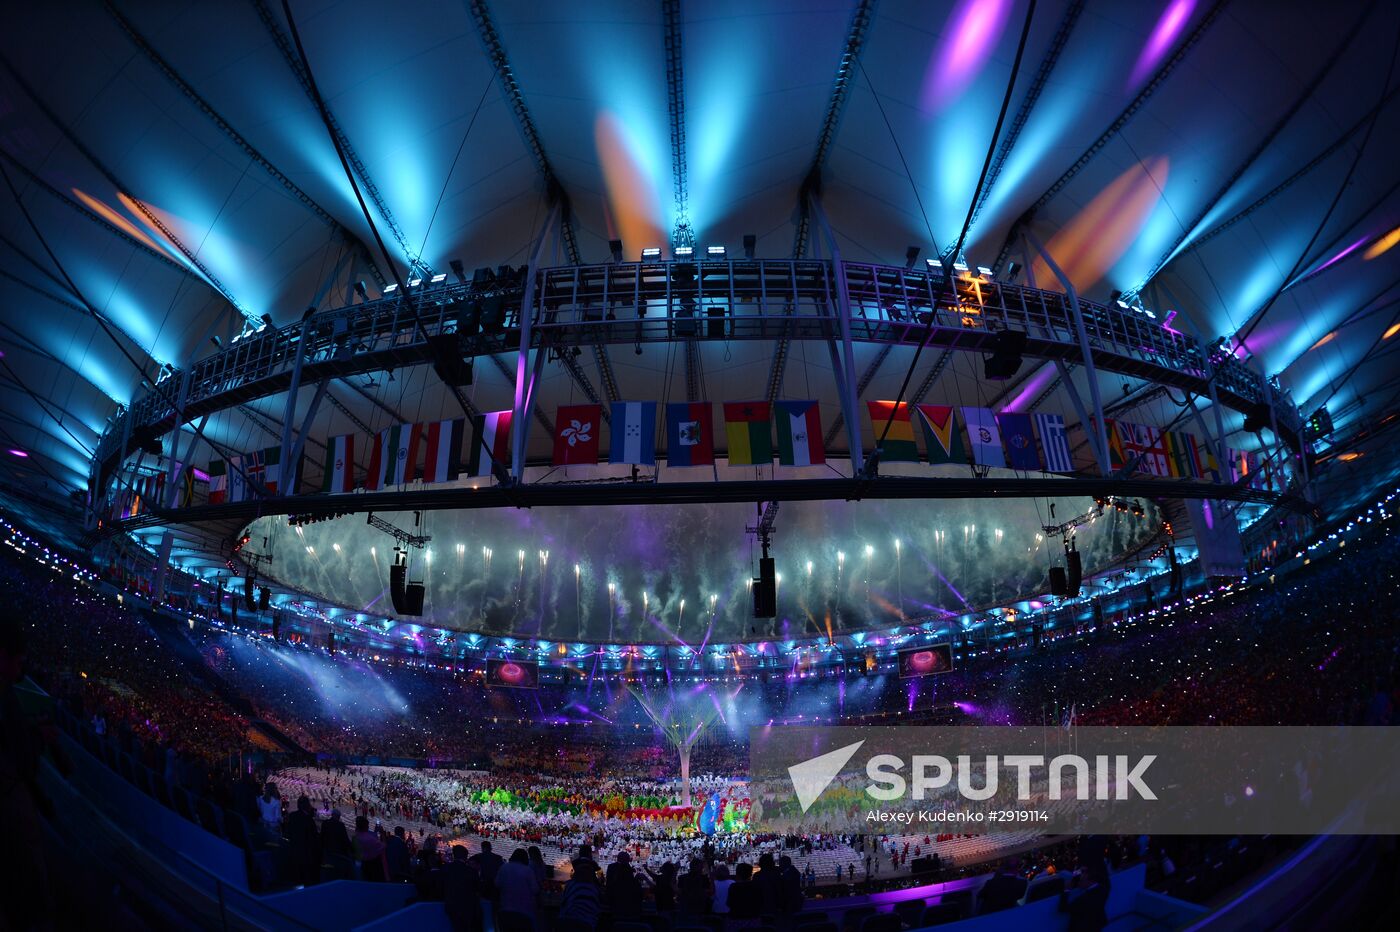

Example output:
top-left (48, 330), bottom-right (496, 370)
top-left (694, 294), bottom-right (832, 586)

top-left (867, 401), bottom-right (919, 462)
top-left (915, 404), bottom-right (966, 464)
top-left (723, 402), bottom-right (773, 465)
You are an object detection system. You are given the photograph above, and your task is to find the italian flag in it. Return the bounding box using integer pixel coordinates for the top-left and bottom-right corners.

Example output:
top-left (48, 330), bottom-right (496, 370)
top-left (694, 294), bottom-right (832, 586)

top-left (467, 410), bottom-right (513, 478)
top-left (724, 402), bottom-right (773, 465)
top-left (775, 400), bottom-right (823, 466)
top-left (367, 424), bottom-right (422, 490)
top-left (321, 434), bottom-right (356, 493)
top-left (421, 418), bottom-right (466, 483)
top-left (208, 460), bottom-right (228, 504)
top-left (866, 401), bottom-right (919, 462)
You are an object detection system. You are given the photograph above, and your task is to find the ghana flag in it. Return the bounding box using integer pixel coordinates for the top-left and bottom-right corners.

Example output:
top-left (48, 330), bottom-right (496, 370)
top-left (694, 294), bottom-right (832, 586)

top-left (723, 402), bottom-right (773, 465)
top-left (867, 401), bottom-right (919, 462)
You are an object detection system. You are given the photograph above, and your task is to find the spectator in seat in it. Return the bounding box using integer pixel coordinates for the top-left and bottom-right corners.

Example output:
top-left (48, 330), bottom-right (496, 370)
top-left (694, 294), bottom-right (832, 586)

top-left (285, 795), bottom-right (320, 886)
top-left (496, 848), bottom-right (541, 929)
top-left (712, 863), bottom-right (734, 915)
top-left (257, 781), bottom-right (282, 833)
top-left (385, 825), bottom-right (411, 882)
top-left (677, 858), bottom-right (713, 916)
top-left (1060, 867), bottom-right (1109, 932)
top-left (470, 839), bottom-right (504, 896)
top-left (647, 861), bottom-right (678, 912)
top-left (605, 851), bottom-right (643, 918)
top-left (443, 845), bottom-right (483, 932)
top-left (556, 859), bottom-right (603, 931)
top-left (320, 809), bottom-right (351, 861)
top-left (527, 845), bottom-right (549, 888)
top-left (353, 815), bottom-right (387, 881)
top-left (726, 863), bottom-right (760, 924)
top-left (978, 860), bottom-right (1028, 914)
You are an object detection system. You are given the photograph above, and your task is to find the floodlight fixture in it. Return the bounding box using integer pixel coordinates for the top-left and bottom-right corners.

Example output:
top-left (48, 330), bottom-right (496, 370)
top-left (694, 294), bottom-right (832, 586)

top-left (707, 245), bottom-right (726, 258)
top-left (430, 273), bottom-right (447, 284)
top-left (674, 245), bottom-right (694, 258)
top-left (641, 247), bottom-right (662, 259)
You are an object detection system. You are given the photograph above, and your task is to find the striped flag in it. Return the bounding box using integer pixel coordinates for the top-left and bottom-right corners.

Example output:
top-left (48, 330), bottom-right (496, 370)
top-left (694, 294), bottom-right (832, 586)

top-left (1034, 413), bottom-right (1074, 473)
top-left (995, 411), bottom-right (1042, 470)
top-left (208, 460), bottom-right (228, 504)
top-left (666, 403), bottom-right (715, 467)
top-left (915, 404), bottom-right (965, 465)
top-left (610, 401), bottom-right (657, 465)
top-left (960, 406), bottom-right (1006, 468)
top-left (421, 419), bottom-right (465, 483)
top-left (775, 400), bottom-right (824, 466)
top-left (367, 424), bottom-right (421, 490)
top-left (866, 401), bottom-right (919, 461)
top-left (553, 404), bottom-right (602, 466)
top-left (467, 410), bottom-right (513, 477)
top-left (321, 434), bottom-right (356, 493)
top-left (723, 402), bottom-right (773, 465)
top-left (172, 463), bottom-right (195, 507)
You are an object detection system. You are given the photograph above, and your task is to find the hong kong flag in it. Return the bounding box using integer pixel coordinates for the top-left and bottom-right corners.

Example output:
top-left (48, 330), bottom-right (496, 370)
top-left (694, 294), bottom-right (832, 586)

top-left (553, 404), bottom-right (603, 465)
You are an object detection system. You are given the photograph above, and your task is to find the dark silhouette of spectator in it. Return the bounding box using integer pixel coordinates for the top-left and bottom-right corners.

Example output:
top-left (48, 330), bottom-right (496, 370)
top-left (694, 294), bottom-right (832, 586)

top-left (1060, 868), bottom-right (1109, 932)
top-left (755, 852), bottom-right (781, 916)
top-left (677, 857), bottom-right (713, 915)
top-left (977, 860), bottom-right (1028, 914)
top-left (557, 861), bottom-right (603, 931)
top-left (385, 825), bottom-right (411, 881)
top-left (320, 809), bottom-right (351, 861)
top-left (353, 815), bottom-right (387, 881)
top-left (470, 839), bottom-right (504, 896)
top-left (605, 851), bottom-right (643, 917)
top-left (726, 862), bottom-right (759, 920)
top-left (285, 795), bottom-right (321, 886)
top-left (777, 854), bottom-right (804, 915)
top-left (443, 845), bottom-right (483, 932)
top-left (527, 845), bottom-right (549, 888)
top-left (647, 861), bottom-right (678, 912)
top-left (496, 848), bottom-right (541, 928)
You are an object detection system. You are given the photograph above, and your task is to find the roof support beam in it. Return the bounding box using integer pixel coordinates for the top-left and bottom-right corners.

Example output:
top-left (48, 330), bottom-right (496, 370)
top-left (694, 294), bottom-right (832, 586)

top-left (1130, 0), bottom-right (1375, 294)
top-left (991, 0), bottom-right (1229, 272)
top-left (966, 0), bottom-right (1085, 235)
top-left (103, 0), bottom-right (387, 286)
top-left (253, 0), bottom-right (428, 277)
top-left (769, 0), bottom-right (876, 403)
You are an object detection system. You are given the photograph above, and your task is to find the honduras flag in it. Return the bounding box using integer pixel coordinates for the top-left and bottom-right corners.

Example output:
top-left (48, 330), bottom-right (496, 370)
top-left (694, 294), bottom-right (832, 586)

top-left (610, 401), bottom-right (657, 465)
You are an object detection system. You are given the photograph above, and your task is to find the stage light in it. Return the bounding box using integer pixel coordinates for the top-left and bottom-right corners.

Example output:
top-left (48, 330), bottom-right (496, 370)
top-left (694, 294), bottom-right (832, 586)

top-left (976, 266), bottom-right (993, 278)
top-left (953, 258), bottom-right (968, 272)
top-left (332, 543), bottom-right (341, 552)
top-left (674, 245), bottom-right (694, 258)
top-left (641, 247), bottom-right (662, 259)
top-left (430, 273), bottom-right (447, 284)
top-left (806, 560), bottom-right (814, 576)
top-left (1385, 323), bottom-right (1400, 340)
top-left (926, 258), bottom-right (943, 270)
top-left (706, 245), bottom-right (726, 258)
top-left (384, 283), bottom-right (399, 293)
top-left (408, 278), bottom-right (422, 288)
top-left (7, 449), bottom-right (26, 457)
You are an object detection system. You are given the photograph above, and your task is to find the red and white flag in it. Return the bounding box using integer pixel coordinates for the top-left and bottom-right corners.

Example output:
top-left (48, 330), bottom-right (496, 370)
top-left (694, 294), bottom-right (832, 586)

top-left (421, 418), bottom-right (466, 483)
top-left (467, 410), bottom-right (513, 477)
top-left (553, 404), bottom-right (602, 466)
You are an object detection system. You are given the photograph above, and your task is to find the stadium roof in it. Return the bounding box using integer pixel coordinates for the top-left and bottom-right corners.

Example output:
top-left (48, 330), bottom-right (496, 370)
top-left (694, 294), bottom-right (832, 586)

top-left (2, 0), bottom-right (1398, 621)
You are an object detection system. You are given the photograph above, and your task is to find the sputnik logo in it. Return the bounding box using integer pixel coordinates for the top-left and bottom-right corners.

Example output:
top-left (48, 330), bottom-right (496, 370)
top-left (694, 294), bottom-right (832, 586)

top-left (788, 740), bottom-right (864, 813)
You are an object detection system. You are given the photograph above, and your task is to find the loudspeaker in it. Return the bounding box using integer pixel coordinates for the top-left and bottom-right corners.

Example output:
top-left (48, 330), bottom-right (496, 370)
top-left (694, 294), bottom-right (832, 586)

top-left (1048, 566), bottom-right (1068, 596)
top-left (134, 427), bottom-right (163, 456)
top-left (428, 333), bottom-right (474, 386)
top-left (244, 577), bottom-right (255, 611)
top-left (480, 294), bottom-right (505, 332)
top-left (258, 586), bottom-right (270, 611)
top-left (1092, 601), bottom-right (1105, 630)
top-left (983, 330), bottom-right (1027, 380)
top-left (752, 557), bottom-right (776, 618)
top-left (1032, 623), bottom-right (1043, 648)
top-left (390, 562), bottom-right (407, 614)
top-left (1066, 550), bottom-right (1082, 597)
top-left (402, 582), bottom-right (426, 616)
top-left (1242, 402), bottom-right (1271, 434)
top-left (271, 612), bottom-right (281, 641)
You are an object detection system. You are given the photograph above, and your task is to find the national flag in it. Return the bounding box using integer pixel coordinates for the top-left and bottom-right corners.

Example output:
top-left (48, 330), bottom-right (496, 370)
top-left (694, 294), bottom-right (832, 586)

top-left (1201, 444), bottom-right (1224, 483)
top-left (610, 401), bottom-right (657, 465)
top-left (208, 459), bottom-right (228, 504)
top-left (421, 419), bottom-right (465, 483)
top-left (1166, 431), bottom-right (1201, 479)
top-left (915, 404), bottom-right (965, 465)
top-left (368, 424), bottom-right (422, 489)
top-left (1102, 419), bottom-right (1127, 472)
top-left (995, 411), bottom-right (1042, 471)
top-left (666, 402), bottom-right (715, 467)
top-left (1132, 424), bottom-right (1171, 477)
top-left (227, 453), bottom-right (250, 503)
top-left (866, 401), bottom-right (919, 462)
top-left (1035, 413), bottom-right (1074, 473)
top-left (775, 400), bottom-right (824, 466)
top-left (961, 406), bottom-right (1007, 468)
top-left (321, 434), bottom-right (357, 493)
top-left (723, 402), bottom-right (773, 465)
top-left (467, 410), bottom-right (513, 478)
top-left (173, 463), bottom-right (195, 508)
top-left (553, 404), bottom-right (602, 466)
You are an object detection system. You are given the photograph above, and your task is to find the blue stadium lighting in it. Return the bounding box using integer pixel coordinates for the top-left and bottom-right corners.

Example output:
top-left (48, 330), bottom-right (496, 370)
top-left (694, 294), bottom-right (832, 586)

top-left (408, 278), bottom-right (422, 288)
top-left (640, 247), bottom-right (662, 259)
top-left (706, 245), bottom-right (726, 258)
top-left (926, 258), bottom-right (943, 269)
top-left (430, 273), bottom-right (447, 284)
top-left (383, 283), bottom-right (399, 293)
top-left (674, 245), bottom-right (694, 258)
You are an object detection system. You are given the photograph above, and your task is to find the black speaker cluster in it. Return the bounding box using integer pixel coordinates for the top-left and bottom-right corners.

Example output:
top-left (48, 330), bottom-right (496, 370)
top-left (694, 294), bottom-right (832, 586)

top-left (752, 556), bottom-right (776, 618)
